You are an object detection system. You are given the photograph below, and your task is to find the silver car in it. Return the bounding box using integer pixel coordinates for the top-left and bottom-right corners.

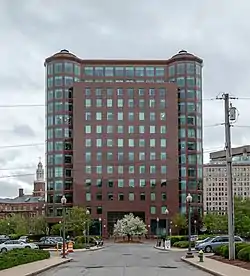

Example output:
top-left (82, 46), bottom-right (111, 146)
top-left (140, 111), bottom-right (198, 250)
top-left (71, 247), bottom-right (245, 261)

top-left (195, 235), bottom-right (244, 253)
top-left (0, 240), bottom-right (38, 253)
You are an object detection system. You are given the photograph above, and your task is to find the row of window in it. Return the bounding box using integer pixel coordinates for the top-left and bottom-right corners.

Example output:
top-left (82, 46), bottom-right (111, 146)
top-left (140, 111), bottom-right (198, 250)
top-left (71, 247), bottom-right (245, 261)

top-left (84, 87), bottom-right (167, 97)
top-left (85, 192), bottom-right (167, 202)
top-left (47, 75), bottom-right (201, 89)
top-left (46, 165), bottom-right (168, 178)
top-left (47, 76), bottom-right (79, 88)
top-left (46, 205), bottom-right (168, 216)
top-left (84, 165), bottom-right (168, 175)
top-left (47, 62), bottom-right (81, 75)
top-left (47, 62), bottom-right (201, 78)
top-left (47, 179), bottom-right (167, 190)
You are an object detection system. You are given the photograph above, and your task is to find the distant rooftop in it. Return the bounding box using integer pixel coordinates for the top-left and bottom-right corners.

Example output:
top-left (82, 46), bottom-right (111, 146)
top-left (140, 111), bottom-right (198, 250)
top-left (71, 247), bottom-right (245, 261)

top-left (210, 145), bottom-right (250, 161)
top-left (0, 194), bottom-right (45, 204)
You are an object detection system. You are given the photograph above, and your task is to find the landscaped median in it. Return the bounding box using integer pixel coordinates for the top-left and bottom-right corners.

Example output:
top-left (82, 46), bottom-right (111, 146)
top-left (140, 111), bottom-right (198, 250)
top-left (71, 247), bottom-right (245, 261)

top-left (0, 248), bottom-right (72, 276)
top-left (0, 248), bottom-right (50, 270)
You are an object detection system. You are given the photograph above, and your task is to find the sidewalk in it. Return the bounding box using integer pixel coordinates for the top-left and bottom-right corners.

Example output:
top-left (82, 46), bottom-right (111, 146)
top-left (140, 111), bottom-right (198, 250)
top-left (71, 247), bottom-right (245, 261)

top-left (181, 255), bottom-right (250, 276)
top-left (0, 257), bottom-right (71, 276)
top-left (45, 245), bottom-right (104, 252)
top-left (154, 246), bottom-right (194, 252)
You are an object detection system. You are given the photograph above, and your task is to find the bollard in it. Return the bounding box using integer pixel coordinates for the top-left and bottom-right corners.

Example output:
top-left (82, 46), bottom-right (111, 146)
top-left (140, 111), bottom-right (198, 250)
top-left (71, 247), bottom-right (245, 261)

top-left (198, 250), bottom-right (204, 262)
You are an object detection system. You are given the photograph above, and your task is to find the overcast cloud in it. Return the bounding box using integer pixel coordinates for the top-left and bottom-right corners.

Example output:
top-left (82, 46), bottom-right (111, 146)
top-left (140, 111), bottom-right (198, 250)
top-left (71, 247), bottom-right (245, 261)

top-left (0, 0), bottom-right (249, 197)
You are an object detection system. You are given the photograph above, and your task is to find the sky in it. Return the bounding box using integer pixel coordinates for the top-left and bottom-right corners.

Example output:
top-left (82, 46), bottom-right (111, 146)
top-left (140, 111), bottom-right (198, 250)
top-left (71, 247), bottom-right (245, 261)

top-left (0, 0), bottom-right (250, 197)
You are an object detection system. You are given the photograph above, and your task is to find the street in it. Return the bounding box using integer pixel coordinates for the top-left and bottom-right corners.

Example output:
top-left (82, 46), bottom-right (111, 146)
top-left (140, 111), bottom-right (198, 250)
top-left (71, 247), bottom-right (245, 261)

top-left (40, 243), bottom-right (212, 275)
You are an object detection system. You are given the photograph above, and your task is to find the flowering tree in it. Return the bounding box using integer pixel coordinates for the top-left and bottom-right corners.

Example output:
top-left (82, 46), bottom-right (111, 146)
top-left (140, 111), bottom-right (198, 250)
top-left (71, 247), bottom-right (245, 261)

top-left (113, 213), bottom-right (147, 240)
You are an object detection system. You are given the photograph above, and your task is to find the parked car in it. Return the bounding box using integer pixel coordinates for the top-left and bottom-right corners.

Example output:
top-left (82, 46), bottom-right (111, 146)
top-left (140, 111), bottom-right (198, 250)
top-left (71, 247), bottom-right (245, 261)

top-left (0, 240), bottom-right (38, 253)
top-left (18, 236), bottom-right (29, 242)
top-left (35, 237), bottom-right (59, 249)
top-left (195, 235), bottom-right (244, 253)
top-left (195, 237), bottom-right (212, 246)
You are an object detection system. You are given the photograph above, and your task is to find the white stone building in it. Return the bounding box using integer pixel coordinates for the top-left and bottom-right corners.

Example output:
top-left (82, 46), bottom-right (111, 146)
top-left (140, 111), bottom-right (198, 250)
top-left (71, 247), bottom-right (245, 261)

top-left (203, 145), bottom-right (250, 214)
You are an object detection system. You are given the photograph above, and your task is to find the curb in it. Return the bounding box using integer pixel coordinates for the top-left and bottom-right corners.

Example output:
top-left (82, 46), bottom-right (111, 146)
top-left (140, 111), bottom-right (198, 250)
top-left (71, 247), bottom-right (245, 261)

top-left (25, 258), bottom-right (72, 276)
top-left (181, 257), bottom-right (225, 276)
top-left (44, 246), bottom-right (104, 252)
top-left (153, 246), bottom-right (170, 252)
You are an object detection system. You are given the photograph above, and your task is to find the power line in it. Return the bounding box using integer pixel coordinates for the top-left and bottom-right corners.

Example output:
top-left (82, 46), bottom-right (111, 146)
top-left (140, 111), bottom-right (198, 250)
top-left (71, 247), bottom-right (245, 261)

top-left (0, 143), bottom-right (44, 149)
top-left (0, 174), bottom-right (34, 179)
top-left (0, 104), bottom-right (44, 108)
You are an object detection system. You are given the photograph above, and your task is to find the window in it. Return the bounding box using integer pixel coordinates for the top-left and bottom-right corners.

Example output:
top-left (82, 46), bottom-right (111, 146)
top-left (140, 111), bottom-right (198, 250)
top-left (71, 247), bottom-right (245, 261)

top-left (162, 193), bottom-right (167, 200)
top-left (135, 67), bottom-right (144, 77)
top-left (86, 193), bottom-right (91, 201)
top-left (64, 62), bottom-right (73, 73)
top-left (140, 193), bottom-right (146, 200)
top-left (161, 206), bottom-right (167, 214)
top-left (96, 193), bottom-right (102, 200)
top-left (97, 207), bottom-right (102, 214)
top-left (155, 67), bottom-right (165, 76)
top-left (118, 179), bottom-right (124, 187)
top-left (168, 65), bottom-right (175, 76)
top-left (85, 126), bottom-right (91, 133)
top-left (129, 193), bottom-right (134, 201)
top-left (151, 193), bottom-right (156, 201)
top-left (84, 67), bottom-right (94, 76)
top-left (146, 67), bottom-right (154, 76)
top-left (105, 67), bottom-right (114, 76)
top-left (150, 206), bottom-right (156, 214)
top-left (118, 193), bottom-right (124, 200)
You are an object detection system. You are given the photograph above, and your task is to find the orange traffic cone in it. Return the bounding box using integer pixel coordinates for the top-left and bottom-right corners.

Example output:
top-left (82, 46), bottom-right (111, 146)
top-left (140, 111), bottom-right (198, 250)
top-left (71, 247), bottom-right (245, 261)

top-left (67, 241), bottom-right (74, 253)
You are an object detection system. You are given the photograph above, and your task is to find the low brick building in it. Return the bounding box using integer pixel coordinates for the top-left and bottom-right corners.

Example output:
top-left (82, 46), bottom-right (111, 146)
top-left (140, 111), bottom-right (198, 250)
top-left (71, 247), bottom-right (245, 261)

top-left (0, 159), bottom-right (46, 218)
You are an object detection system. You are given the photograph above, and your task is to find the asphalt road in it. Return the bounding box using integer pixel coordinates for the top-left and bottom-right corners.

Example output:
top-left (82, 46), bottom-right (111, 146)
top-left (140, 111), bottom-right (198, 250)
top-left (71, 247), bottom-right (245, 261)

top-left (40, 243), bottom-right (212, 276)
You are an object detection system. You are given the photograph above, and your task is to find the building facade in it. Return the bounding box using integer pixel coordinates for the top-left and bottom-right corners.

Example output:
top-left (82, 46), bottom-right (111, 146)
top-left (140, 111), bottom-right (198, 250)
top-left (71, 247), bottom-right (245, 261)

top-left (0, 160), bottom-right (46, 217)
top-left (203, 145), bottom-right (250, 213)
top-left (44, 50), bottom-right (203, 234)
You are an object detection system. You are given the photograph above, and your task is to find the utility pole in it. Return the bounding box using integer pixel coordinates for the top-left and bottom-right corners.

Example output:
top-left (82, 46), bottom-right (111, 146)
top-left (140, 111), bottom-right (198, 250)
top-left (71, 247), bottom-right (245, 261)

top-left (217, 93), bottom-right (237, 260)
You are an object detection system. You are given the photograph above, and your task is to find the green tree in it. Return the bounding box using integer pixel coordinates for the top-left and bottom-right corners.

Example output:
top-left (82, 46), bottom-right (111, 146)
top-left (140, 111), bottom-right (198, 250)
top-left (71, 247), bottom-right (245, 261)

top-left (51, 223), bottom-right (62, 235)
top-left (0, 219), bottom-right (10, 235)
top-left (30, 215), bottom-right (48, 235)
top-left (6, 214), bottom-right (29, 235)
top-left (203, 213), bottom-right (227, 233)
top-left (172, 213), bottom-right (187, 234)
top-left (234, 197), bottom-right (250, 237)
top-left (65, 206), bottom-right (91, 235)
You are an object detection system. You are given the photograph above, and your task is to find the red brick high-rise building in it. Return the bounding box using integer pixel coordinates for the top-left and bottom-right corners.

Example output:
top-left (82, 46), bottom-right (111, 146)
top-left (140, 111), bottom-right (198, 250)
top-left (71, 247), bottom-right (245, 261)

top-left (45, 50), bottom-right (203, 236)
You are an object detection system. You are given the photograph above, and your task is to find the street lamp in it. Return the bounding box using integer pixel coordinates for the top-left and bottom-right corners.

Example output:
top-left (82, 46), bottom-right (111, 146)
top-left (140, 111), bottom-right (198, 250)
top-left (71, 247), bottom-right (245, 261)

top-left (86, 209), bottom-right (90, 248)
top-left (59, 221), bottom-right (62, 237)
top-left (61, 195), bottom-right (67, 258)
top-left (165, 208), bottom-right (169, 238)
top-left (194, 220), bottom-right (197, 235)
top-left (156, 217), bottom-right (159, 246)
top-left (186, 193), bottom-right (194, 258)
top-left (99, 217), bottom-right (102, 238)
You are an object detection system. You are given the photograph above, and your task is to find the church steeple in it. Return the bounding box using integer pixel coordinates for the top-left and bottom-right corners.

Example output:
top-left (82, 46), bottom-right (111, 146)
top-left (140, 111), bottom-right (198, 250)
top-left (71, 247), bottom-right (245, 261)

top-left (36, 157), bottom-right (44, 181)
top-left (33, 157), bottom-right (45, 197)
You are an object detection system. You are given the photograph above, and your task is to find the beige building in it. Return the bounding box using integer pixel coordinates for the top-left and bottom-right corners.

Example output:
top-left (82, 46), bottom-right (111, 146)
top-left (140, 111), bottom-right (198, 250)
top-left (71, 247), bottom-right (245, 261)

top-left (203, 145), bottom-right (250, 214)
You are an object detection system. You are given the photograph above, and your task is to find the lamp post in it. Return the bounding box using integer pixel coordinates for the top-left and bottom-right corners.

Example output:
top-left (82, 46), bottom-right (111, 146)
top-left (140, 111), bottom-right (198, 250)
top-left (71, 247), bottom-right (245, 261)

top-left (156, 217), bottom-right (159, 246)
top-left (186, 193), bottom-right (194, 258)
top-left (99, 217), bottom-right (102, 237)
top-left (59, 221), bottom-right (62, 237)
top-left (61, 195), bottom-right (67, 258)
top-left (165, 208), bottom-right (169, 238)
top-left (194, 220), bottom-right (197, 235)
top-left (86, 209), bottom-right (90, 248)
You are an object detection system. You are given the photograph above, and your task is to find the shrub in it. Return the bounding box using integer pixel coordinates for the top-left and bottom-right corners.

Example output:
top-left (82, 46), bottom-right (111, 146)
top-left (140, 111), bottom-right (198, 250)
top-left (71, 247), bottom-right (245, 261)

top-left (235, 243), bottom-right (249, 258)
top-left (238, 245), bottom-right (250, 262)
top-left (171, 236), bottom-right (188, 244)
top-left (173, 241), bottom-right (195, 248)
top-left (213, 245), bottom-right (225, 256)
top-left (0, 248), bottom-right (50, 270)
